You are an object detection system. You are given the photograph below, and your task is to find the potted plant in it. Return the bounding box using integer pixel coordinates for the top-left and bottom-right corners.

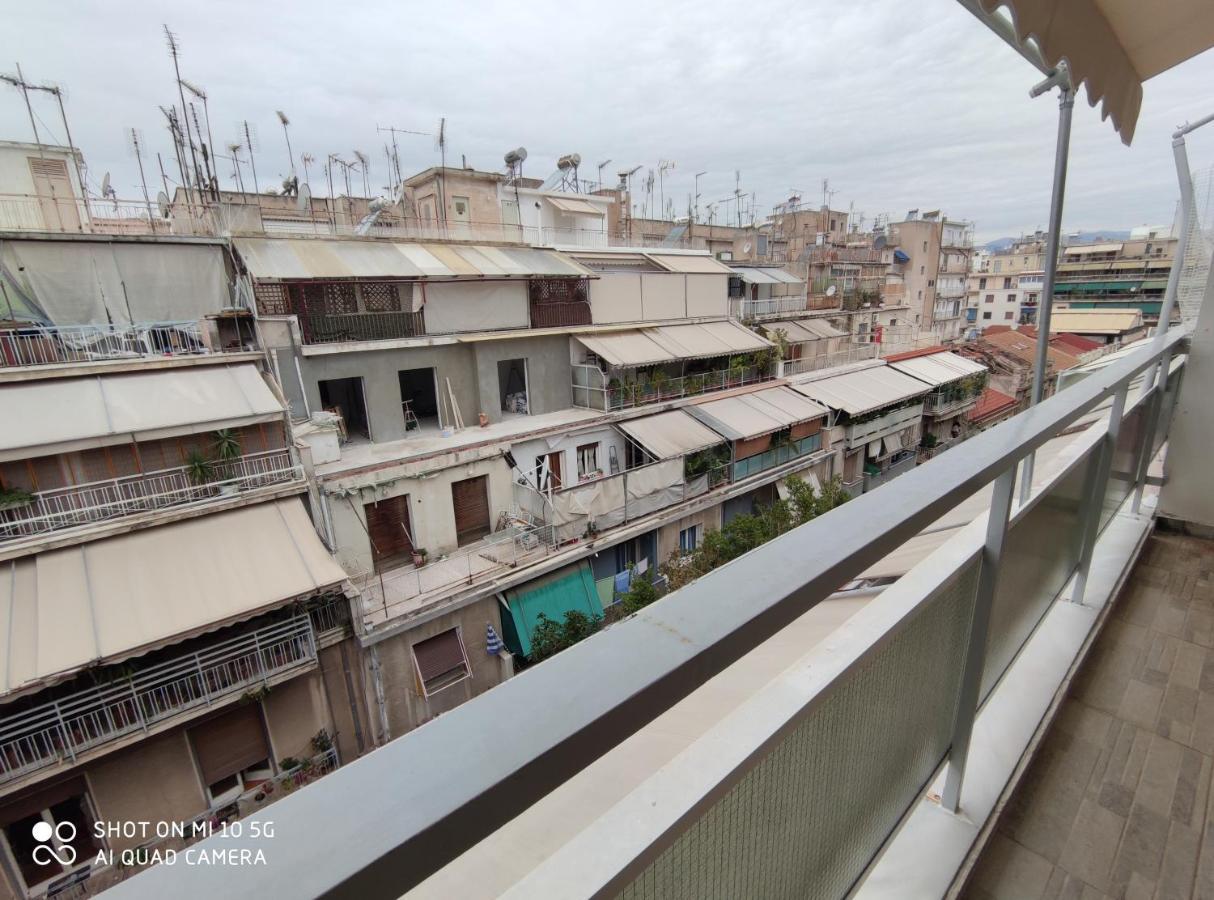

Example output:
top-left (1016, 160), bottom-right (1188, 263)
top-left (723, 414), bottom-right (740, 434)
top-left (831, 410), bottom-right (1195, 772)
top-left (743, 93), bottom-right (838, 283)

top-left (412, 547), bottom-right (429, 567)
top-left (0, 486), bottom-right (33, 512)
top-left (212, 429), bottom-right (242, 492)
top-left (651, 371), bottom-right (670, 400)
top-left (184, 449), bottom-right (213, 486)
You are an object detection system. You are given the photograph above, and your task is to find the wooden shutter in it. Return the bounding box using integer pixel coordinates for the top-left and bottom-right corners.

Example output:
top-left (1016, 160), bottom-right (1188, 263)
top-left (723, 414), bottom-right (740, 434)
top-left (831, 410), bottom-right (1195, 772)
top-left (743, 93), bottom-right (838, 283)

top-left (189, 704), bottom-right (269, 787)
top-left (412, 629), bottom-right (468, 693)
top-left (364, 494), bottom-right (413, 571)
top-left (451, 475), bottom-right (490, 545)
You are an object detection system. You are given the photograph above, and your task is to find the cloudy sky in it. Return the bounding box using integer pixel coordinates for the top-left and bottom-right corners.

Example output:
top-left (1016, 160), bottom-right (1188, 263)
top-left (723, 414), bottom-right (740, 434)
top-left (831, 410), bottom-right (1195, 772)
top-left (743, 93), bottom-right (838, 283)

top-left (3, 0), bottom-right (1213, 241)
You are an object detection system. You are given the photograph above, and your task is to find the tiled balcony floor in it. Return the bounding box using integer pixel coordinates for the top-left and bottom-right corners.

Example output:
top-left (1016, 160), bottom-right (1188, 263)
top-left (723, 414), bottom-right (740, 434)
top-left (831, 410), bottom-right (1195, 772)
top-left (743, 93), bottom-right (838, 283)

top-left (965, 531), bottom-right (1214, 900)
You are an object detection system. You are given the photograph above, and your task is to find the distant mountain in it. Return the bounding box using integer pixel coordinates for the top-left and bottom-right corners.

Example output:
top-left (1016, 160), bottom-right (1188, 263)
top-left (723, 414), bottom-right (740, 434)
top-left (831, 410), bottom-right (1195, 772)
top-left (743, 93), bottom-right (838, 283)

top-left (982, 229), bottom-right (1132, 252)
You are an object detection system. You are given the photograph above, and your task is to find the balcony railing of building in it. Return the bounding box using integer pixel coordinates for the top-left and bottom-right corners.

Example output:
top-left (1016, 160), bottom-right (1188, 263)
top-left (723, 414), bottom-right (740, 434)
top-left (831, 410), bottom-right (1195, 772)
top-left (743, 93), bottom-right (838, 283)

top-left (297, 310), bottom-right (425, 345)
top-left (0, 321), bottom-right (208, 369)
top-left (780, 344), bottom-right (879, 377)
top-left (0, 614), bottom-right (319, 785)
top-left (0, 449), bottom-right (301, 542)
top-left (862, 447), bottom-right (919, 491)
top-left (527, 277), bottom-right (592, 327)
top-left (731, 432), bottom-right (823, 480)
top-left (124, 320), bottom-right (1189, 900)
top-left (923, 381), bottom-right (986, 417)
top-left (843, 401), bottom-right (925, 447)
top-left (729, 295), bottom-right (813, 319)
top-left (571, 362), bottom-right (773, 411)
top-left (0, 193), bottom-right (216, 237)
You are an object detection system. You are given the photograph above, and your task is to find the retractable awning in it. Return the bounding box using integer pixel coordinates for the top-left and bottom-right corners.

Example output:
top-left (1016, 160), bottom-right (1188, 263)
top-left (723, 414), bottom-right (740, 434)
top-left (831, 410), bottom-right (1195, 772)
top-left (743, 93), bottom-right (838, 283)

top-left (793, 364), bottom-right (930, 416)
top-left (575, 320), bottom-right (771, 368)
top-left (730, 267), bottom-right (805, 286)
top-left (617, 410), bottom-right (724, 460)
top-left (763, 319), bottom-right (847, 343)
top-left (0, 363), bottom-right (284, 462)
top-left (888, 352), bottom-right (988, 387)
top-left (546, 196), bottom-right (605, 217)
top-left (500, 562), bottom-right (603, 658)
top-left (645, 254), bottom-right (735, 275)
top-left (233, 238), bottom-right (592, 280)
top-left (0, 498), bottom-right (347, 697)
top-left (687, 386), bottom-right (828, 441)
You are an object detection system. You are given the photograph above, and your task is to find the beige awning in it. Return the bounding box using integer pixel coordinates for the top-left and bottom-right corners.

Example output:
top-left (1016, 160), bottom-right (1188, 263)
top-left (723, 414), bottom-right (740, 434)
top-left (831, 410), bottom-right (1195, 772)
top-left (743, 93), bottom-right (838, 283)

top-left (687, 386), bottom-right (828, 441)
top-left (617, 410), bottom-right (724, 460)
top-left (731, 267), bottom-right (804, 286)
top-left (793, 364), bottom-right (930, 416)
top-left (645, 253), bottom-right (735, 274)
top-left (0, 363), bottom-right (284, 462)
top-left (234, 237), bottom-right (592, 280)
top-left (889, 351), bottom-right (989, 387)
top-left (763, 319), bottom-right (846, 343)
top-left (547, 196), bottom-right (605, 217)
top-left (575, 320), bottom-right (771, 368)
top-left (1063, 242), bottom-right (1124, 255)
top-left (1049, 309), bottom-right (1143, 334)
top-left (0, 498), bottom-right (347, 698)
top-left (968, 0), bottom-right (1214, 144)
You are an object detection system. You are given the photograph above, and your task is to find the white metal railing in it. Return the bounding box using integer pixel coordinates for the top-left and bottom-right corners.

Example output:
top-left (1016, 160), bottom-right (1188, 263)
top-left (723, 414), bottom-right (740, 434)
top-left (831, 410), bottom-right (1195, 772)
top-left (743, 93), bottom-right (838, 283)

top-left (0, 321), bottom-right (207, 369)
top-left (307, 596), bottom-right (352, 638)
top-left (0, 193), bottom-right (213, 236)
top-left (780, 344), bottom-right (879, 376)
top-left (844, 403), bottom-right (925, 447)
top-left (0, 615), bottom-right (318, 784)
top-left (571, 363), bottom-right (774, 411)
top-left (0, 450), bottom-right (300, 541)
top-left (729, 295), bottom-right (812, 318)
top-left (923, 388), bottom-right (983, 416)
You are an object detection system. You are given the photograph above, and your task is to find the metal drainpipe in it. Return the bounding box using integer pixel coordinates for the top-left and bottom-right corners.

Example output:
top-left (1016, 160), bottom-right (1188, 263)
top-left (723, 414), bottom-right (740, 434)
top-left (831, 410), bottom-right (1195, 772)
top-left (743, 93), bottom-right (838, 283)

top-left (1020, 63), bottom-right (1074, 504)
top-left (368, 645), bottom-right (391, 744)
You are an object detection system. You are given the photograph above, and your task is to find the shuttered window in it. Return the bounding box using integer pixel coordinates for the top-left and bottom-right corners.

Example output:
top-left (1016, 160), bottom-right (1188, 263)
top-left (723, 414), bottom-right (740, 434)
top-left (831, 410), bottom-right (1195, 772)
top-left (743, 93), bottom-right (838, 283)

top-left (412, 628), bottom-right (470, 695)
top-left (189, 704), bottom-right (270, 790)
top-left (451, 475), bottom-right (490, 546)
top-left (364, 494), bottom-right (413, 572)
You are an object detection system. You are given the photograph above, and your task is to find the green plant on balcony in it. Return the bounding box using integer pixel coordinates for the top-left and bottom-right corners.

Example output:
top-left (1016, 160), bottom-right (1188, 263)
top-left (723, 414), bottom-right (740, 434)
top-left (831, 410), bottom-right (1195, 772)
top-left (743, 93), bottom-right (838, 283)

top-left (727, 356), bottom-right (748, 385)
top-left (921, 433), bottom-right (939, 449)
top-left (685, 372), bottom-right (707, 395)
top-left (185, 449), bottom-right (213, 485)
top-left (213, 428), bottom-right (242, 462)
top-left (651, 370), bottom-right (671, 400)
top-left (683, 444), bottom-right (731, 481)
top-left (0, 486), bottom-right (33, 511)
top-left (311, 728), bottom-right (333, 754)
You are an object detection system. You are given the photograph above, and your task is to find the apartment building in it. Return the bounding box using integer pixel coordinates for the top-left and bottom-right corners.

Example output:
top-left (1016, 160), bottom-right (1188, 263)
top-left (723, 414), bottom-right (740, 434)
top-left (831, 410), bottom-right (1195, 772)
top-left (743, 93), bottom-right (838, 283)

top-left (1053, 230), bottom-right (1177, 324)
top-left (0, 241), bottom-right (364, 897)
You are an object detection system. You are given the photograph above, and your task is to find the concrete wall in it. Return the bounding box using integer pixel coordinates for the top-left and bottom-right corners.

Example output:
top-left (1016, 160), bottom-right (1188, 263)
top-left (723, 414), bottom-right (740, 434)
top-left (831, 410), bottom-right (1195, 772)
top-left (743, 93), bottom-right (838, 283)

top-left (261, 670), bottom-right (333, 765)
top-left (470, 334), bottom-right (572, 424)
top-left (424, 281), bottom-right (528, 334)
top-left (371, 594), bottom-right (512, 736)
top-left (327, 455), bottom-right (514, 572)
top-left (587, 272), bottom-right (729, 324)
top-left (301, 343), bottom-right (477, 444)
top-left (511, 425), bottom-right (626, 488)
top-left (316, 639), bottom-right (371, 763)
top-left (656, 503), bottom-right (723, 566)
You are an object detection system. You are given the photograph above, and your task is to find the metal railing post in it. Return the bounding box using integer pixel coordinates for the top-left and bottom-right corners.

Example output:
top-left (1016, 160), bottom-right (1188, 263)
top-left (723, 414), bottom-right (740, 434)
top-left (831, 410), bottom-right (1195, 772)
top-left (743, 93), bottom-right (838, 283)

top-left (1072, 385), bottom-right (1128, 605)
top-left (941, 464), bottom-right (1016, 812)
top-left (1130, 377), bottom-right (1166, 516)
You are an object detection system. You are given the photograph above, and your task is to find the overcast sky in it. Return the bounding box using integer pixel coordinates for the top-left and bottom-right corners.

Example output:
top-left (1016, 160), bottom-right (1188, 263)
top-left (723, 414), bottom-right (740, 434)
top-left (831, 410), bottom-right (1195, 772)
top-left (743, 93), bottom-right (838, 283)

top-left (3, 0), bottom-right (1213, 241)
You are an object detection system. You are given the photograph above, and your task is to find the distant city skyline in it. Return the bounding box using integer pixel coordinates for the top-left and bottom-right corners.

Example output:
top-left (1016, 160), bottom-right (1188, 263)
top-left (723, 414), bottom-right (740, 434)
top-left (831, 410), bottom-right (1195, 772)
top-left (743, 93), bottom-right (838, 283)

top-left (2, 0), bottom-right (1212, 241)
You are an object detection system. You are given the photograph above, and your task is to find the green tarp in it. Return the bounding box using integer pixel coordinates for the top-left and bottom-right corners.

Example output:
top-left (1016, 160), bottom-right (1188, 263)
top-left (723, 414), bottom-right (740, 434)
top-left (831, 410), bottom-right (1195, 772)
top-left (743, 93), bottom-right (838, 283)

top-left (501, 562), bottom-right (604, 657)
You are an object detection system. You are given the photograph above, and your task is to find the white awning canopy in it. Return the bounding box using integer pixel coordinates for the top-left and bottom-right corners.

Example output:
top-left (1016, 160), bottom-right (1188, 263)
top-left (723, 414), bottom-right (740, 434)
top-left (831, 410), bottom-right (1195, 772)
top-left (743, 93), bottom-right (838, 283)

top-left (763, 319), bottom-right (847, 343)
top-left (792, 364), bottom-right (930, 416)
top-left (687, 386), bottom-right (828, 441)
top-left (730, 267), bottom-right (804, 285)
top-left (0, 363), bottom-right (284, 462)
top-left (233, 238), bottom-right (592, 280)
top-left (888, 351), bottom-right (989, 387)
top-left (546, 196), bottom-right (605, 217)
top-left (617, 410), bottom-right (724, 460)
top-left (645, 254), bottom-right (735, 274)
top-left (964, 0), bottom-right (1214, 143)
top-left (0, 498), bottom-right (347, 697)
top-left (576, 320), bottom-right (771, 368)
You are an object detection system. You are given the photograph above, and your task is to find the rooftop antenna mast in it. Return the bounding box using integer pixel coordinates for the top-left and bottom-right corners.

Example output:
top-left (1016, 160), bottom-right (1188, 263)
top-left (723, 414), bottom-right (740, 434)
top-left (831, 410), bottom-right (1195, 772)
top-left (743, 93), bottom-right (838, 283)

top-left (276, 110), bottom-right (295, 175)
top-left (377, 124), bottom-right (431, 192)
top-left (180, 79), bottom-right (217, 198)
top-left (186, 102), bottom-right (216, 196)
top-left (354, 150), bottom-right (370, 196)
top-left (596, 158), bottom-right (612, 192)
top-left (657, 160), bottom-right (675, 221)
top-left (734, 170), bottom-right (743, 227)
top-left (241, 120), bottom-right (259, 194)
top-left (300, 152), bottom-right (314, 188)
top-left (224, 142), bottom-right (247, 192)
top-left (159, 105), bottom-right (191, 210)
top-left (436, 117), bottom-right (448, 226)
top-left (128, 128), bottom-right (154, 222)
top-left (164, 26), bottom-right (203, 206)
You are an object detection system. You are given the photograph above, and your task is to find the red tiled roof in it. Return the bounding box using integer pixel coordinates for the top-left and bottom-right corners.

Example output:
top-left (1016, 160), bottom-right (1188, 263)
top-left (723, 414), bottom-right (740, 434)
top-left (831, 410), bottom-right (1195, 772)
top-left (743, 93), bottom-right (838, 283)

top-left (882, 345), bottom-right (949, 362)
top-left (968, 387), bottom-right (1018, 422)
top-left (980, 329), bottom-right (1083, 370)
top-left (1052, 332), bottom-right (1102, 352)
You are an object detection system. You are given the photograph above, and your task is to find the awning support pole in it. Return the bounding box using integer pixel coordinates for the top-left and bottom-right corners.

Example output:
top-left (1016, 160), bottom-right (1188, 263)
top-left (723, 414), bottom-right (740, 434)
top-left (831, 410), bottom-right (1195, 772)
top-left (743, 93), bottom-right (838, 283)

top-left (1020, 65), bottom-right (1074, 505)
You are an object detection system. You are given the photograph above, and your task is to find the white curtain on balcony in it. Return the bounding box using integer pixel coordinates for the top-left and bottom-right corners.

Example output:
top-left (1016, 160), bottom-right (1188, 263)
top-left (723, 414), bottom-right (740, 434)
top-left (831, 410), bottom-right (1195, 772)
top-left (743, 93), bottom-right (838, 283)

top-left (623, 459), bottom-right (684, 519)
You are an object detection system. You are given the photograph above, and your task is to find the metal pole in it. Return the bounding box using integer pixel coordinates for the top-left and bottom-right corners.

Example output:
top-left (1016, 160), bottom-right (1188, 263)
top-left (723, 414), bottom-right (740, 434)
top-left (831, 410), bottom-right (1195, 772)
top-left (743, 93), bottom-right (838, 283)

top-left (9, 64), bottom-right (43, 153)
top-left (50, 86), bottom-right (91, 222)
top-left (1020, 66), bottom-right (1074, 505)
top-left (942, 464), bottom-right (1016, 812)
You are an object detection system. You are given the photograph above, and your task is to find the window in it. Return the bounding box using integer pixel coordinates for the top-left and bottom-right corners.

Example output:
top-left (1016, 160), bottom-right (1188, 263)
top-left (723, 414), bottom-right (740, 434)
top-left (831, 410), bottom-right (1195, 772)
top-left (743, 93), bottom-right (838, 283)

top-left (679, 524), bottom-right (701, 553)
top-left (1027, 292), bottom-right (1038, 304)
top-left (994, 260), bottom-right (1003, 273)
top-left (452, 196), bottom-right (470, 219)
top-left (577, 443), bottom-right (599, 479)
top-left (412, 628), bottom-right (471, 695)
top-left (979, 277), bottom-right (987, 289)
top-left (984, 294), bottom-right (994, 303)
top-left (983, 311), bottom-right (992, 320)
top-left (1007, 294), bottom-right (1016, 304)
top-left (189, 705), bottom-right (273, 806)
top-left (922, 241), bottom-right (927, 252)
top-left (928, 279), bottom-right (935, 287)
top-left (889, 318), bottom-right (897, 326)
top-left (1002, 277), bottom-right (1012, 289)
top-left (1004, 311), bottom-right (1014, 320)
top-left (1, 779), bottom-right (102, 889)
top-left (919, 265), bottom-right (925, 275)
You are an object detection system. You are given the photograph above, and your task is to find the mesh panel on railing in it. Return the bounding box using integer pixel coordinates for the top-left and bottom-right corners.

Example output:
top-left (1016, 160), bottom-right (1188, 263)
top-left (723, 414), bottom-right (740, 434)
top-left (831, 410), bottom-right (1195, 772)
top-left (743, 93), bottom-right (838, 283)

top-left (980, 447), bottom-right (1095, 700)
top-left (618, 562), bottom-right (978, 900)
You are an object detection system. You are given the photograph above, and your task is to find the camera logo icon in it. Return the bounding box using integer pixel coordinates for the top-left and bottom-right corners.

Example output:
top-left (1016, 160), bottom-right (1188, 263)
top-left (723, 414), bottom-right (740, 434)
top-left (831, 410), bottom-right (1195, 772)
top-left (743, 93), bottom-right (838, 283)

top-left (31, 820), bottom-right (77, 867)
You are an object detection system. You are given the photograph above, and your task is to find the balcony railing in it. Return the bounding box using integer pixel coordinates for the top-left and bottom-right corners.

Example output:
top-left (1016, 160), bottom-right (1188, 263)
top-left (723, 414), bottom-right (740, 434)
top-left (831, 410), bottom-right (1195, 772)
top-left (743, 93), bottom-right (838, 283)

top-left (571, 363), bottom-right (773, 411)
top-left (0, 449), bottom-right (300, 542)
top-left (297, 310), bottom-right (425, 344)
top-left (923, 387), bottom-right (983, 417)
top-left (0, 192), bottom-right (216, 237)
top-left (843, 402), bottom-right (924, 447)
top-left (729, 295), bottom-right (812, 318)
top-left (780, 344), bottom-right (878, 376)
top-left (0, 321), bottom-right (207, 369)
top-left (862, 448), bottom-right (919, 491)
top-left (528, 299), bottom-right (592, 328)
top-left (0, 614), bottom-right (318, 784)
top-left (731, 433), bottom-right (823, 480)
top-left (111, 329), bottom-right (1188, 899)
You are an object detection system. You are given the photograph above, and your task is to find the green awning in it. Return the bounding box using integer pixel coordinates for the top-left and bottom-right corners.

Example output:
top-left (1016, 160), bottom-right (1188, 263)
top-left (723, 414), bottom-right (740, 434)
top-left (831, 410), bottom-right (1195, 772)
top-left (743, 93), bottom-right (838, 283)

top-left (501, 562), bottom-right (603, 657)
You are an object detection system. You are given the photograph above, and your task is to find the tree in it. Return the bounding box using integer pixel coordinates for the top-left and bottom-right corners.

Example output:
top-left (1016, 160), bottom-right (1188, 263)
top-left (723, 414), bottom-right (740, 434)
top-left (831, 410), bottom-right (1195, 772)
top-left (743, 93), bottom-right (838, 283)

top-left (528, 609), bottom-right (603, 663)
top-left (621, 575), bottom-right (660, 614)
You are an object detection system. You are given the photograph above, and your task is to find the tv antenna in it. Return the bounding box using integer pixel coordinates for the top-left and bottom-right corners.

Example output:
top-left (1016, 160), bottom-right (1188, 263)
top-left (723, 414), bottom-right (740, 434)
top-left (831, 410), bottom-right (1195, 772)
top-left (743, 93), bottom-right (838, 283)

top-left (180, 79), bottom-right (216, 197)
top-left (276, 110), bottom-right (295, 177)
top-left (127, 128), bottom-right (155, 221)
top-left (377, 123), bottom-right (430, 193)
top-left (164, 26), bottom-right (204, 203)
top-left (657, 160), bottom-right (675, 220)
top-left (734, 170), bottom-right (744, 227)
top-left (300, 152), bottom-right (314, 188)
top-left (596, 158), bottom-right (612, 191)
top-left (224, 141), bottom-right (246, 192)
top-left (353, 150), bottom-right (370, 196)
top-left (241, 120), bottom-right (259, 194)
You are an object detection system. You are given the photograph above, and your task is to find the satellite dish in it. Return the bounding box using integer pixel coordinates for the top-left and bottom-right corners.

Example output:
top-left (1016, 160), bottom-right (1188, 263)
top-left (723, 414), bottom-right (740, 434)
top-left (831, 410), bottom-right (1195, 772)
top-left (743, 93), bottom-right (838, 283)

top-left (742, 241), bottom-right (752, 254)
top-left (826, 285), bottom-right (837, 297)
top-left (101, 172), bottom-right (117, 204)
top-left (156, 191), bottom-right (170, 219)
top-left (297, 183), bottom-right (312, 212)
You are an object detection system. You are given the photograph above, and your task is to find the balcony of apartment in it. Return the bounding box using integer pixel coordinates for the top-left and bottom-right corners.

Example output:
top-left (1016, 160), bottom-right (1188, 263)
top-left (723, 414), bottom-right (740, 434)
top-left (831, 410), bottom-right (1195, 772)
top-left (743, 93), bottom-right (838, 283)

top-left (0, 448), bottom-right (301, 546)
top-left (298, 309), bottom-right (426, 345)
top-left (922, 379), bottom-right (986, 418)
top-left (112, 319), bottom-right (1195, 900)
top-left (729, 294), bottom-right (813, 319)
top-left (731, 431), bottom-right (823, 480)
top-left (780, 344), bottom-right (880, 377)
top-left (0, 192), bottom-right (217, 237)
top-left (843, 400), bottom-right (925, 448)
top-left (862, 446), bottom-right (919, 491)
top-left (527, 277), bottom-right (592, 328)
top-left (572, 361), bottom-right (773, 411)
top-left (0, 600), bottom-right (348, 788)
top-left (0, 321), bottom-right (209, 370)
